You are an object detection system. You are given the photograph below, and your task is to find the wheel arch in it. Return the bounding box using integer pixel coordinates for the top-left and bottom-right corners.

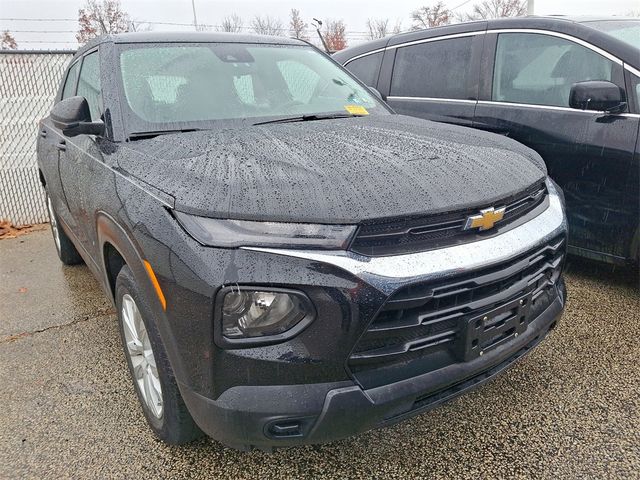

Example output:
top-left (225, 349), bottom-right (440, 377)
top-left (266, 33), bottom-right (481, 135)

top-left (96, 211), bottom-right (147, 306)
top-left (96, 211), bottom-right (188, 391)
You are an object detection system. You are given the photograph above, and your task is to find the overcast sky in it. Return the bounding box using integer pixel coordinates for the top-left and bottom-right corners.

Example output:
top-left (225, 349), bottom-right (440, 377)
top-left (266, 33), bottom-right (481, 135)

top-left (1, 0), bottom-right (638, 49)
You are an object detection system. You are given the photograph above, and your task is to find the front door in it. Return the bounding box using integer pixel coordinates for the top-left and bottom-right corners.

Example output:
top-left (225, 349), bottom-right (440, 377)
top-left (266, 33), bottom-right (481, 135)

top-left (474, 31), bottom-right (639, 261)
top-left (45, 59), bottom-right (82, 233)
top-left (58, 49), bottom-right (104, 255)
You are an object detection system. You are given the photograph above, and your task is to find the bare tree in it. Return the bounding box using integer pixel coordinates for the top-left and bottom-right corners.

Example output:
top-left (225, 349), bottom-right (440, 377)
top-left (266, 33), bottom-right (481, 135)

top-left (251, 15), bottom-right (284, 36)
top-left (1, 30), bottom-right (18, 50)
top-left (366, 18), bottom-right (390, 40)
top-left (392, 20), bottom-right (403, 35)
top-left (289, 9), bottom-right (308, 40)
top-left (324, 19), bottom-right (347, 51)
top-left (76, 0), bottom-right (130, 44)
top-left (459, 0), bottom-right (526, 21)
top-left (411, 2), bottom-right (452, 30)
top-left (217, 14), bottom-right (243, 33)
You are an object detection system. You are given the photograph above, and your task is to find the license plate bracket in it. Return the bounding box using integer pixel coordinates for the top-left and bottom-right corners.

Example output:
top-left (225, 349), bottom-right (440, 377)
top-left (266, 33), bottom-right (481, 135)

top-left (460, 292), bottom-right (532, 362)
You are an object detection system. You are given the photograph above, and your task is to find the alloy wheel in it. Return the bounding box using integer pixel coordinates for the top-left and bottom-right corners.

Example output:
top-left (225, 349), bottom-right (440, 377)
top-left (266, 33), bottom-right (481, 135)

top-left (121, 294), bottom-right (163, 419)
top-left (46, 195), bottom-right (61, 253)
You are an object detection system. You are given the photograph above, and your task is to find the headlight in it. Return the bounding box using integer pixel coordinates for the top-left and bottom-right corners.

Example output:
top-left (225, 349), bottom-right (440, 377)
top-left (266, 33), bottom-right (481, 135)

top-left (174, 211), bottom-right (357, 249)
top-left (219, 288), bottom-right (313, 341)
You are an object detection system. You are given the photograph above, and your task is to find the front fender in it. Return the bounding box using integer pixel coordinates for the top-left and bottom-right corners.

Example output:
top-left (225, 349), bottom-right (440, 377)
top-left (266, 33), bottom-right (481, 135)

top-left (96, 209), bottom-right (194, 390)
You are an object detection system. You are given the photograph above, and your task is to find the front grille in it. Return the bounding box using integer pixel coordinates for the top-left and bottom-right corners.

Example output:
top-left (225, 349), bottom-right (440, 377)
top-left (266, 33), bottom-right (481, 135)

top-left (348, 235), bottom-right (565, 389)
top-left (406, 324), bottom-right (551, 416)
top-left (350, 182), bottom-right (547, 256)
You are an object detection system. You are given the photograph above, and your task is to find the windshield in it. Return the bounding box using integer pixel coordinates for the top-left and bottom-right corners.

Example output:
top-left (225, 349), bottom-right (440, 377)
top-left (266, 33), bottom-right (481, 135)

top-left (584, 20), bottom-right (640, 49)
top-left (118, 43), bottom-right (388, 133)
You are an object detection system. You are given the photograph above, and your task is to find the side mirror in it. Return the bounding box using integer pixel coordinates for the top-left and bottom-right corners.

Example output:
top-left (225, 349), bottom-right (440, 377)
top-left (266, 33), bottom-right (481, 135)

top-left (368, 86), bottom-right (386, 102)
top-left (51, 96), bottom-right (104, 137)
top-left (569, 80), bottom-right (626, 114)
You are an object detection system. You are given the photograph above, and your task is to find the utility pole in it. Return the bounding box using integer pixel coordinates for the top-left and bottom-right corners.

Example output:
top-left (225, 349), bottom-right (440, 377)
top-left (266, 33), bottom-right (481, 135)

top-left (527, 0), bottom-right (534, 15)
top-left (191, 0), bottom-right (199, 30)
top-left (312, 18), bottom-right (330, 54)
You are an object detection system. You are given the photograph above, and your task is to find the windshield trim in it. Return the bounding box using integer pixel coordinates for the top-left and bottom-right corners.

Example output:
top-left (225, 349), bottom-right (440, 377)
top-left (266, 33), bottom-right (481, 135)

top-left (115, 41), bottom-right (393, 139)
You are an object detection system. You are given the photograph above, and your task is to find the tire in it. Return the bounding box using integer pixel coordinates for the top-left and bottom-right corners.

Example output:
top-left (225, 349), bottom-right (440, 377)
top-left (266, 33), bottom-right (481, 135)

top-left (45, 192), bottom-right (83, 265)
top-left (115, 265), bottom-right (203, 444)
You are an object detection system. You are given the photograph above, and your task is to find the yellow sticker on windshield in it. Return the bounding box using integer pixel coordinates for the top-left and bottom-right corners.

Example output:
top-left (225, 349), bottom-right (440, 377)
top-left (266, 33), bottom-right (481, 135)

top-left (344, 105), bottom-right (369, 116)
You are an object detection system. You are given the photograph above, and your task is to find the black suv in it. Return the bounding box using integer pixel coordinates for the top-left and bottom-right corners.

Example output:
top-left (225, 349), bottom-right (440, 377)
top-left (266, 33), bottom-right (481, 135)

top-left (38, 32), bottom-right (567, 451)
top-left (335, 16), bottom-right (640, 265)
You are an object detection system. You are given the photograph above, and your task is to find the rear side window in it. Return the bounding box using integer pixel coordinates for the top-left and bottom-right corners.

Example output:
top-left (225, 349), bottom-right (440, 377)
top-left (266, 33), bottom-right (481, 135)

top-left (492, 33), bottom-right (623, 108)
top-left (61, 61), bottom-right (80, 100)
top-left (77, 52), bottom-right (102, 120)
top-left (345, 52), bottom-right (383, 87)
top-left (390, 37), bottom-right (473, 99)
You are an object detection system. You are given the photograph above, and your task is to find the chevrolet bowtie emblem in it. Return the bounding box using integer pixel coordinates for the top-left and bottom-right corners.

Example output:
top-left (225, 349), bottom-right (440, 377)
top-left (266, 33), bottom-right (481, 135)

top-left (464, 206), bottom-right (506, 231)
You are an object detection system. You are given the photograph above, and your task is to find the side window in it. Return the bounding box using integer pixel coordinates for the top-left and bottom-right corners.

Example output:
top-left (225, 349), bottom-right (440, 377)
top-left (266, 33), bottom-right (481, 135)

top-left (77, 52), bottom-right (102, 120)
top-left (61, 61), bottom-right (81, 100)
top-left (390, 37), bottom-right (473, 99)
top-left (630, 72), bottom-right (640, 112)
top-left (233, 74), bottom-right (256, 105)
top-left (146, 76), bottom-right (187, 103)
top-left (276, 60), bottom-right (320, 104)
top-left (345, 52), bottom-right (383, 87)
top-left (492, 33), bottom-right (623, 108)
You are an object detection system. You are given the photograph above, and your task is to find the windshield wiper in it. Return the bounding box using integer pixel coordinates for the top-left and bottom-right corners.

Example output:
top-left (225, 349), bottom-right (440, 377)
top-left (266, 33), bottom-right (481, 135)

top-left (253, 112), bottom-right (364, 126)
top-left (128, 128), bottom-right (202, 141)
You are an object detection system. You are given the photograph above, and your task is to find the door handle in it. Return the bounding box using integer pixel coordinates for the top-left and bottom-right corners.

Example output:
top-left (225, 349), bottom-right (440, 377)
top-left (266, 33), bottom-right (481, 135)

top-left (40, 129), bottom-right (47, 138)
top-left (55, 139), bottom-right (66, 151)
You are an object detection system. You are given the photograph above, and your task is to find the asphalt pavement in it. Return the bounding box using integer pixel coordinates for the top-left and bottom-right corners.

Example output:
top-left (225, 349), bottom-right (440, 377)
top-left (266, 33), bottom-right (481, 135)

top-left (1, 229), bottom-right (639, 479)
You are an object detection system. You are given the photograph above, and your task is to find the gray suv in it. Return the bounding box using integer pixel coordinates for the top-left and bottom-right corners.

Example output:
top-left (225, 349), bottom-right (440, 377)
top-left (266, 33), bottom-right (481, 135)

top-left (38, 32), bottom-right (567, 450)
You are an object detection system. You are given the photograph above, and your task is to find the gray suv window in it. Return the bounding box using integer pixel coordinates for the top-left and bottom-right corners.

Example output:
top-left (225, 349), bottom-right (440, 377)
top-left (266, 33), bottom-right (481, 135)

top-left (492, 33), bottom-right (621, 108)
top-left (390, 37), bottom-right (473, 99)
top-left (77, 52), bottom-right (102, 120)
top-left (61, 61), bottom-right (80, 100)
top-left (630, 72), bottom-right (640, 112)
top-left (345, 52), bottom-right (383, 87)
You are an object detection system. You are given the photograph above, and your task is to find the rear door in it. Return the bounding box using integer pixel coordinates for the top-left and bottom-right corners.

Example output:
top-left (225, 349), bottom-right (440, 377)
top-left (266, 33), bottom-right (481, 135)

top-left (474, 31), bottom-right (639, 261)
top-left (379, 32), bottom-right (484, 128)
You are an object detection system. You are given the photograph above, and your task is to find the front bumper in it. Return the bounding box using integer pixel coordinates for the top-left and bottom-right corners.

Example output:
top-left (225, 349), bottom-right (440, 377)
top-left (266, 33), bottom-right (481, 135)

top-left (180, 285), bottom-right (564, 450)
top-left (157, 180), bottom-right (569, 449)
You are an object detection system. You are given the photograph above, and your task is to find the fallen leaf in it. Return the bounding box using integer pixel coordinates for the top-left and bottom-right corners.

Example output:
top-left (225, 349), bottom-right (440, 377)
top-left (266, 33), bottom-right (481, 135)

top-left (0, 221), bottom-right (48, 239)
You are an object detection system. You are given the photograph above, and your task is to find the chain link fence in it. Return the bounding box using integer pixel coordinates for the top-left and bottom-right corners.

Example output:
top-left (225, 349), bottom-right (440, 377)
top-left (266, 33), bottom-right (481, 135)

top-left (0, 50), bottom-right (75, 225)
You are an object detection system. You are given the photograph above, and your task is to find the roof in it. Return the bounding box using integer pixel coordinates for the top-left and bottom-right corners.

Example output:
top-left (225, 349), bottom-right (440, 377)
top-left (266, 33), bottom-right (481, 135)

top-left (334, 15), bottom-right (639, 65)
top-left (549, 15), bottom-right (640, 23)
top-left (75, 31), bottom-right (306, 58)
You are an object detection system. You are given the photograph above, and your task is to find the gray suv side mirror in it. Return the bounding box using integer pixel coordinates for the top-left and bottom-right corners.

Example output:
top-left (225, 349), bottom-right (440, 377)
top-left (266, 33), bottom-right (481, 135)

top-left (51, 96), bottom-right (105, 137)
top-left (569, 80), bottom-right (626, 114)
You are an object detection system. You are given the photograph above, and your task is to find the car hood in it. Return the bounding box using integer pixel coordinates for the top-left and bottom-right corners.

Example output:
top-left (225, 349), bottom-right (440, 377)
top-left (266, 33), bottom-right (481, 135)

top-left (116, 115), bottom-right (547, 223)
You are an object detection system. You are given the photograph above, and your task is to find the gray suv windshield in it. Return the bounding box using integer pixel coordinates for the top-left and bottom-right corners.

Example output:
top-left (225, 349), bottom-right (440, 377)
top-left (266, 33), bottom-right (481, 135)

top-left (118, 43), bottom-right (387, 132)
